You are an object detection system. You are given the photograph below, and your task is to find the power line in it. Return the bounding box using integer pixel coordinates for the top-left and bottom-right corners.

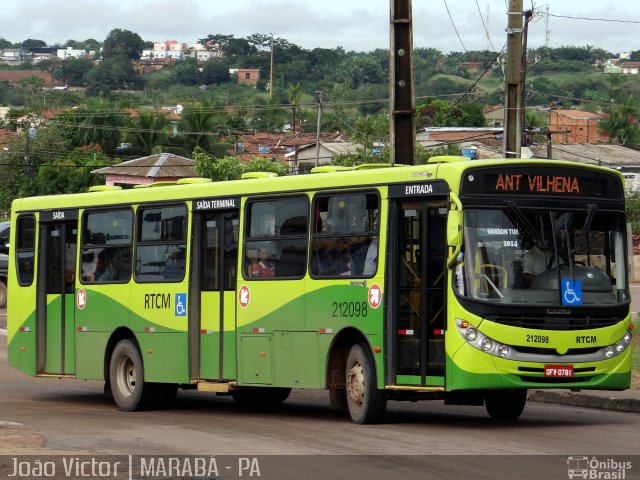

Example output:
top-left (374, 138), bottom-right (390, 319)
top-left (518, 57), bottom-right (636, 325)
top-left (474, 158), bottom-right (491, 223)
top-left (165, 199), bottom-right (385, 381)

top-left (546, 13), bottom-right (640, 24)
top-left (443, 0), bottom-right (468, 53)
top-left (475, 0), bottom-right (498, 53)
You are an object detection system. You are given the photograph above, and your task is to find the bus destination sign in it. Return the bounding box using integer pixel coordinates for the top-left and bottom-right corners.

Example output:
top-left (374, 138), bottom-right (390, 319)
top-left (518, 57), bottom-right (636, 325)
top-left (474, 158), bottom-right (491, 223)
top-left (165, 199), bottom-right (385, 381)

top-left (494, 173), bottom-right (580, 194)
top-left (461, 166), bottom-right (621, 199)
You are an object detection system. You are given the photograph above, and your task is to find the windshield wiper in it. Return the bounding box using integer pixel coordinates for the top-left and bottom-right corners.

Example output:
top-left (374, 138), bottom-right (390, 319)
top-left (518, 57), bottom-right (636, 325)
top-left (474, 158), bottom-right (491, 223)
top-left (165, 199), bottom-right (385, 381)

top-left (505, 201), bottom-right (548, 249)
top-left (571, 204), bottom-right (597, 255)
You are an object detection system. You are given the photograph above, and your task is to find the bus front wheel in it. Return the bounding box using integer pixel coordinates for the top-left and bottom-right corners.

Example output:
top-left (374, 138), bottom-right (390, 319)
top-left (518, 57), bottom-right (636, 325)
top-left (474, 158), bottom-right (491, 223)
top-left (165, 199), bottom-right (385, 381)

top-left (109, 339), bottom-right (157, 411)
top-left (345, 343), bottom-right (387, 424)
top-left (484, 389), bottom-right (527, 422)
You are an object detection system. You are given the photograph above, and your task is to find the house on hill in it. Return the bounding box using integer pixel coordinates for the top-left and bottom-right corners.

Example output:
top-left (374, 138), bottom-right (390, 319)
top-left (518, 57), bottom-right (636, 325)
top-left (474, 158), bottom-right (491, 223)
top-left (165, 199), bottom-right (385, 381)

top-left (549, 110), bottom-right (608, 144)
top-left (92, 153), bottom-right (196, 187)
top-left (285, 141), bottom-right (363, 173)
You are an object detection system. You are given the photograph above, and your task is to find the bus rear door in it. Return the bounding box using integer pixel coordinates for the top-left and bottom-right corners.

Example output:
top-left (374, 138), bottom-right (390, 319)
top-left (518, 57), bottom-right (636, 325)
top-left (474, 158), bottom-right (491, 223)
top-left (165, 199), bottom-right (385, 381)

top-left (190, 199), bottom-right (239, 381)
top-left (388, 183), bottom-right (448, 387)
top-left (36, 210), bottom-right (78, 375)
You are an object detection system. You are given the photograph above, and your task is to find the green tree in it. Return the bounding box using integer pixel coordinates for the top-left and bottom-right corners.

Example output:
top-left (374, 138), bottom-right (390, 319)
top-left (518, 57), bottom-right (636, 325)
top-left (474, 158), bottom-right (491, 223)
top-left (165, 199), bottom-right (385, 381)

top-left (194, 149), bottom-right (287, 181)
top-left (599, 95), bottom-right (640, 145)
top-left (61, 57), bottom-right (94, 86)
top-left (85, 55), bottom-right (143, 96)
top-left (626, 189), bottom-right (640, 234)
top-left (29, 147), bottom-right (107, 196)
top-left (66, 100), bottom-right (125, 154)
top-left (169, 58), bottom-right (201, 86)
top-left (200, 60), bottom-right (231, 86)
top-left (20, 38), bottom-right (47, 52)
top-left (0, 37), bottom-right (12, 49)
top-left (126, 111), bottom-right (171, 156)
top-left (193, 149), bottom-right (244, 181)
top-left (101, 29), bottom-right (145, 60)
top-left (177, 104), bottom-right (231, 156)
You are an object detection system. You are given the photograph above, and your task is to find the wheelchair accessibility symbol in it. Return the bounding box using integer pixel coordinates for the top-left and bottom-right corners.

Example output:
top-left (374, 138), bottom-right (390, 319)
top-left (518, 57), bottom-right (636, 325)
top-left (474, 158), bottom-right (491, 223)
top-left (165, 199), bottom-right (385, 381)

top-left (175, 293), bottom-right (187, 316)
top-left (561, 279), bottom-right (582, 306)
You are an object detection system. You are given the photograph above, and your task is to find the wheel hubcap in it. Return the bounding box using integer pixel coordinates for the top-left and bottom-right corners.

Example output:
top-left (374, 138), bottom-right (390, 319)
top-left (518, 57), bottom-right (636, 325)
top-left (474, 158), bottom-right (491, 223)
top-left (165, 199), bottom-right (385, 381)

top-left (116, 355), bottom-right (136, 398)
top-left (347, 362), bottom-right (365, 408)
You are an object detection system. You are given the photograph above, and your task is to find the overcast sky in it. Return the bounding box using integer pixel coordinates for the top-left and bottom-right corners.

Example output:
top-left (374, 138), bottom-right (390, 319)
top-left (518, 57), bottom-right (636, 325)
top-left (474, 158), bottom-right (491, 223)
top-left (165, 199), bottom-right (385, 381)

top-left (1, 0), bottom-right (639, 54)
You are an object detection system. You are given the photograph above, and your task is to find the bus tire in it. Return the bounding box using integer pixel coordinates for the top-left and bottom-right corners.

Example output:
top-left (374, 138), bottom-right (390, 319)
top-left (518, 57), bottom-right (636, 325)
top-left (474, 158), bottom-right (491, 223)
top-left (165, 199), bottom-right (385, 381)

top-left (231, 387), bottom-right (291, 405)
top-left (484, 389), bottom-right (527, 422)
top-left (345, 343), bottom-right (387, 424)
top-left (109, 339), bottom-right (157, 411)
top-left (0, 280), bottom-right (6, 308)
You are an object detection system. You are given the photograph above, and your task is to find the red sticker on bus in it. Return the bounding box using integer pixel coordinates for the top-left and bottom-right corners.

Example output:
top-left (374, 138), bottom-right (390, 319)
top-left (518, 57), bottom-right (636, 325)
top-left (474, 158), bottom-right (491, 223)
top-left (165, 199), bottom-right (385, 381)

top-left (238, 285), bottom-right (250, 308)
top-left (77, 288), bottom-right (86, 310)
top-left (368, 284), bottom-right (382, 309)
top-left (544, 365), bottom-right (574, 377)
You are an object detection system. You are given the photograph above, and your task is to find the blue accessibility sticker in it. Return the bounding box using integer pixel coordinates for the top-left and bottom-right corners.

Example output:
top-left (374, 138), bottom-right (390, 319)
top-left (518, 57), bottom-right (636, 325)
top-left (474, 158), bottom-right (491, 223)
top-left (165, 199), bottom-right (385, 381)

top-left (561, 279), bottom-right (582, 306)
top-left (175, 293), bottom-right (187, 316)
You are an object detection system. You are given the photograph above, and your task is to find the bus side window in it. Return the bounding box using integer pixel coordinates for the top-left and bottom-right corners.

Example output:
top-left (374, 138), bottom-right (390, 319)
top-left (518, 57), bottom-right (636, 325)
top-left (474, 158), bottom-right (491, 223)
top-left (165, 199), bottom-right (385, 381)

top-left (16, 215), bottom-right (36, 286)
top-left (311, 192), bottom-right (379, 278)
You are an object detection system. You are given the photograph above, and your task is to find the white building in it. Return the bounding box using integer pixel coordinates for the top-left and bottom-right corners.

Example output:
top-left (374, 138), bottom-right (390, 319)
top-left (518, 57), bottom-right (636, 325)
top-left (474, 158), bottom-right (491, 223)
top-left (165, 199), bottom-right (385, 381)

top-left (57, 47), bottom-right (86, 60)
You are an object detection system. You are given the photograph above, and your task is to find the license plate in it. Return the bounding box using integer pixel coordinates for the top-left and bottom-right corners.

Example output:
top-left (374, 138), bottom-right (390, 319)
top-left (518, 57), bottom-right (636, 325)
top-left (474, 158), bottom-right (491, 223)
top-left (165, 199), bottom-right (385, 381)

top-left (544, 365), bottom-right (574, 377)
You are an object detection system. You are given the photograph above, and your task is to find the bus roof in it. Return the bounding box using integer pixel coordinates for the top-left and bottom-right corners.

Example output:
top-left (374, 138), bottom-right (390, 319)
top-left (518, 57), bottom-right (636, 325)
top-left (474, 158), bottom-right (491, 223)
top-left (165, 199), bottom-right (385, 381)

top-left (11, 157), bottom-right (623, 212)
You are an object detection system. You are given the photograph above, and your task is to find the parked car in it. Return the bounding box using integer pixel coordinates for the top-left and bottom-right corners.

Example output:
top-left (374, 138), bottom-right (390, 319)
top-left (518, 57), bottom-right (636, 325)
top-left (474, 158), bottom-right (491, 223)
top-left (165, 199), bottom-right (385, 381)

top-left (0, 221), bottom-right (9, 255)
top-left (0, 253), bottom-right (7, 308)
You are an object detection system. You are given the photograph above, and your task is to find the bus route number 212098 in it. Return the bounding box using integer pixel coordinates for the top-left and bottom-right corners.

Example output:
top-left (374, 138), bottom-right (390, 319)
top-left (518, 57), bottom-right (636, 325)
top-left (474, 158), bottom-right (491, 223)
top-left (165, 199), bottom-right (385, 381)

top-left (332, 301), bottom-right (368, 318)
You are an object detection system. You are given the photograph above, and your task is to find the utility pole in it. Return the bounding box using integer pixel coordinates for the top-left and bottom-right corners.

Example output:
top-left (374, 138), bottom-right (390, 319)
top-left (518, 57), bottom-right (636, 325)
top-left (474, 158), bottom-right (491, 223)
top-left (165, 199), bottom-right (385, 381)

top-left (314, 90), bottom-right (323, 167)
top-left (520, 9), bottom-right (533, 148)
top-left (503, 0), bottom-right (523, 158)
top-left (269, 33), bottom-right (275, 102)
top-left (389, 0), bottom-right (415, 166)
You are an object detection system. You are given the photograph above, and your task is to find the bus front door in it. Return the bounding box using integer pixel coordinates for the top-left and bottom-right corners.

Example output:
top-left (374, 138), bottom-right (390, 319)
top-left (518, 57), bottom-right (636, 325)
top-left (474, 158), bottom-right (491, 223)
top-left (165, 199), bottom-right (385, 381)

top-left (36, 216), bottom-right (78, 375)
top-left (390, 200), bottom-right (447, 387)
top-left (189, 210), bottom-right (239, 381)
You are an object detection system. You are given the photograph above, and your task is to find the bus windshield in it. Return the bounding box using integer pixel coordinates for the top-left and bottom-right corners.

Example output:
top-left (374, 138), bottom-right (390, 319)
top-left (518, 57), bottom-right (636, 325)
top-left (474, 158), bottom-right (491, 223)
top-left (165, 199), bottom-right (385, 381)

top-left (458, 206), bottom-right (630, 307)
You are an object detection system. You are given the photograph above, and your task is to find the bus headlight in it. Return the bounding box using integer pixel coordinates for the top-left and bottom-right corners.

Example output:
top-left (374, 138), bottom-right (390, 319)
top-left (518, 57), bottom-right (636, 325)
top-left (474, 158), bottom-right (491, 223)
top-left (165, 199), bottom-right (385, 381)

top-left (498, 344), bottom-right (510, 358)
top-left (456, 318), bottom-right (513, 359)
top-left (466, 328), bottom-right (478, 341)
top-left (481, 338), bottom-right (493, 351)
top-left (600, 331), bottom-right (633, 360)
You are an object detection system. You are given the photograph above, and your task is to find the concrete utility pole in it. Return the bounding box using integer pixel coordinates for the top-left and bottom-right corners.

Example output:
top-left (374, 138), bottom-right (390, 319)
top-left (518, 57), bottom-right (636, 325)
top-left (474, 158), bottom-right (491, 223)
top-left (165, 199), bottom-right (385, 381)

top-left (503, 0), bottom-right (523, 158)
top-left (269, 33), bottom-right (275, 102)
top-left (389, 0), bottom-right (415, 166)
top-left (520, 9), bottom-right (533, 148)
top-left (314, 90), bottom-right (323, 168)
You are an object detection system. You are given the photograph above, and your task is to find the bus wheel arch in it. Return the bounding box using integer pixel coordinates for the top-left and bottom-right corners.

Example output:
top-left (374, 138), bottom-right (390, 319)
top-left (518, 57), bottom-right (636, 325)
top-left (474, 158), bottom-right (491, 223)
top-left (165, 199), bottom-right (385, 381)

top-left (325, 328), bottom-right (386, 421)
top-left (106, 330), bottom-right (158, 411)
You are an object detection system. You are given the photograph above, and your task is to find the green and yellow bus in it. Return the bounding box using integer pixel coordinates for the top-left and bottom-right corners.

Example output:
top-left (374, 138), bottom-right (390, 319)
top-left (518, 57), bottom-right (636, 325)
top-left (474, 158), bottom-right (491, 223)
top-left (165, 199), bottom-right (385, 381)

top-left (7, 157), bottom-right (634, 423)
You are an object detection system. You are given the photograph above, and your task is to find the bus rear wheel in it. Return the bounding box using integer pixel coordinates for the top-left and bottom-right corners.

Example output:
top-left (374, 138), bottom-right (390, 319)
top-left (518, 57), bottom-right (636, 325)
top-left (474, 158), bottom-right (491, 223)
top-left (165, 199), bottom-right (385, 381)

top-left (484, 389), bottom-right (527, 422)
top-left (345, 343), bottom-right (387, 424)
top-left (109, 339), bottom-right (157, 411)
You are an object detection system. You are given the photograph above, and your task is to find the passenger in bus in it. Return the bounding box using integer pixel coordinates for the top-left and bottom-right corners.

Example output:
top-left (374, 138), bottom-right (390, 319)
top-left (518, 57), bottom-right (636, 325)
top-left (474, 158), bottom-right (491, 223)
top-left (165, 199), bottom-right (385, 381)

top-left (362, 237), bottom-right (379, 276)
top-left (84, 251), bottom-right (113, 282)
top-left (251, 247), bottom-right (275, 277)
top-left (19, 258), bottom-right (34, 284)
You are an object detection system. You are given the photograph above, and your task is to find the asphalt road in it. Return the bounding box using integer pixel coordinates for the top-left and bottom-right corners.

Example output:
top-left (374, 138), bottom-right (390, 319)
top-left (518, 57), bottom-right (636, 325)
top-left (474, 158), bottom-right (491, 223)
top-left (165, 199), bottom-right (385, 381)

top-left (1, 300), bottom-right (639, 480)
top-left (0, 333), bottom-right (639, 480)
